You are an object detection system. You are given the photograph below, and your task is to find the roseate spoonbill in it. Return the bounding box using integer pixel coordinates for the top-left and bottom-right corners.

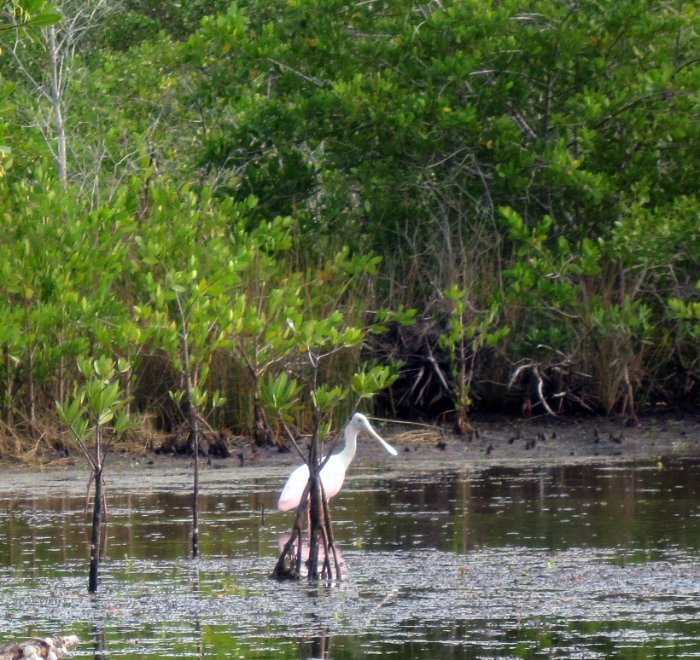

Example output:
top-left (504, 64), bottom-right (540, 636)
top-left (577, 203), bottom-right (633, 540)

top-left (277, 413), bottom-right (397, 512)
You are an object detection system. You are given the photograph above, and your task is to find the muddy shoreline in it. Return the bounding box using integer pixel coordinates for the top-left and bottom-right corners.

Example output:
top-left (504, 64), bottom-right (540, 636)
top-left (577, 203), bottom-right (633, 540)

top-left (157, 409), bottom-right (700, 470)
top-left (1, 412), bottom-right (699, 495)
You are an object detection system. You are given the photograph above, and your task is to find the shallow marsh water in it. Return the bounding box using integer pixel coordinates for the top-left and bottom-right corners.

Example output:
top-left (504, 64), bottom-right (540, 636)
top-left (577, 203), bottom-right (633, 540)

top-left (0, 452), bottom-right (699, 658)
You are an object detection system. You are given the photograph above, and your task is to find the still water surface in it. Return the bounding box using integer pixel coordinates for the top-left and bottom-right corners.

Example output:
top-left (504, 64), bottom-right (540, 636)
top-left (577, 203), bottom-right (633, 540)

top-left (0, 456), bottom-right (698, 658)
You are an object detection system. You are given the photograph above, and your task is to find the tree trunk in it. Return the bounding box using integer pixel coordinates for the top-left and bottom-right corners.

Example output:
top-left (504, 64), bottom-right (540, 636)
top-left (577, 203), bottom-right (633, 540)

top-left (88, 464), bottom-right (103, 593)
top-left (124, 369), bottom-right (132, 417)
top-left (47, 25), bottom-right (67, 182)
top-left (4, 347), bottom-right (14, 430)
top-left (175, 294), bottom-right (200, 559)
top-left (189, 400), bottom-right (199, 558)
top-left (27, 347), bottom-right (36, 438)
top-left (307, 472), bottom-right (322, 579)
top-left (305, 425), bottom-right (324, 579)
top-left (253, 394), bottom-right (270, 446)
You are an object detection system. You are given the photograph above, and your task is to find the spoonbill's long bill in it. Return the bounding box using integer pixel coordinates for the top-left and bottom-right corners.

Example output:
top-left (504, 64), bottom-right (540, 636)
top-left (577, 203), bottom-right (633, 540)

top-left (277, 413), bottom-right (397, 511)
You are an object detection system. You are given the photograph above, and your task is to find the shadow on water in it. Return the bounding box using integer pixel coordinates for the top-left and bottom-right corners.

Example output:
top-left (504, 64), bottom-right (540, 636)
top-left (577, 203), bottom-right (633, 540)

top-left (0, 457), bottom-right (698, 658)
top-left (90, 623), bottom-right (106, 660)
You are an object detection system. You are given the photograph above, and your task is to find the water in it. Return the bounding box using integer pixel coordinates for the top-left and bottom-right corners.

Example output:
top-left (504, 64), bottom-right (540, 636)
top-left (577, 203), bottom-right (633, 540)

top-left (0, 456), bottom-right (698, 658)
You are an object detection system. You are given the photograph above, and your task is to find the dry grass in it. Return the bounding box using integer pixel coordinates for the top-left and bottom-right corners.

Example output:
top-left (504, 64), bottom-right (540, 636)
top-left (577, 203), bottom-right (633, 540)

top-left (0, 415), bottom-right (68, 465)
top-left (118, 413), bottom-right (168, 455)
top-left (376, 418), bottom-right (447, 445)
top-left (0, 410), bottom-right (169, 465)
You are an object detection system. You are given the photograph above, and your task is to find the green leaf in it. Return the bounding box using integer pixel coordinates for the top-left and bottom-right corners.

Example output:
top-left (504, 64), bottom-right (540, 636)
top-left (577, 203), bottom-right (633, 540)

top-left (261, 371), bottom-right (301, 417)
top-left (98, 410), bottom-right (114, 426)
top-left (25, 9), bottom-right (62, 27)
top-left (311, 384), bottom-right (347, 412)
top-left (114, 412), bottom-right (130, 435)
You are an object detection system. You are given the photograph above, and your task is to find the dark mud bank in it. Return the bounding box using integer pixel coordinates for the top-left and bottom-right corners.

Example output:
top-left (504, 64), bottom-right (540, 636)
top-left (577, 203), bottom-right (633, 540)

top-left (1, 413), bottom-right (699, 496)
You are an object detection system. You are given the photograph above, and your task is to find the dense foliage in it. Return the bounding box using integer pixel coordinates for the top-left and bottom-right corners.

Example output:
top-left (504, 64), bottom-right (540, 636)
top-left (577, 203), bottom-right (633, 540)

top-left (0, 0), bottom-right (698, 454)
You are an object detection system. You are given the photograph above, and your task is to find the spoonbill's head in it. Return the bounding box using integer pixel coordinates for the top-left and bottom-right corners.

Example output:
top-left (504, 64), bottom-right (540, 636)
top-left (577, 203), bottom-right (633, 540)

top-left (350, 413), bottom-right (398, 456)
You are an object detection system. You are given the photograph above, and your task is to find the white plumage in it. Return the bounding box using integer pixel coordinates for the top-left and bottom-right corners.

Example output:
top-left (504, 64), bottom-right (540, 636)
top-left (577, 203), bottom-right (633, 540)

top-left (277, 413), bottom-right (397, 511)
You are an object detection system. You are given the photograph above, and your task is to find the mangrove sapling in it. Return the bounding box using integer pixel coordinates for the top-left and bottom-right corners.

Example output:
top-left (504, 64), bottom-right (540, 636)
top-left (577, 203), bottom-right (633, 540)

top-left (55, 357), bottom-right (130, 593)
top-left (301, 418), bottom-right (339, 581)
top-left (134, 197), bottom-right (283, 555)
top-left (271, 422), bottom-right (342, 581)
top-left (174, 290), bottom-right (202, 558)
top-left (273, 413), bottom-right (397, 579)
top-left (438, 285), bottom-right (509, 434)
top-left (263, 347), bottom-right (342, 580)
top-left (265, 345), bottom-right (398, 580)
top-left (139, 255), bottom-right (232, 559)
top-left (168, 285), bottom-right (227, 559)
top-left (229, 290), bottom-right (296, 447)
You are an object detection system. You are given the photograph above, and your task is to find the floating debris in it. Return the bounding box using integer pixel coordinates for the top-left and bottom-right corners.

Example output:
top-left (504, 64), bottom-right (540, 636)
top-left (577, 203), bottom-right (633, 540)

top-left (0, 636), bottom-right (80, 660)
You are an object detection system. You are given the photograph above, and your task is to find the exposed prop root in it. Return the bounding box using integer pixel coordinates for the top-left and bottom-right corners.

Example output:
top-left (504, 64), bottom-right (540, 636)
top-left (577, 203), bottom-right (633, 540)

top-left (272, 482), bottom-right (309, 580)
top-left (509, 360), bottom-right (595, 417)
top-left (271, 480), bottom-right (344, 581)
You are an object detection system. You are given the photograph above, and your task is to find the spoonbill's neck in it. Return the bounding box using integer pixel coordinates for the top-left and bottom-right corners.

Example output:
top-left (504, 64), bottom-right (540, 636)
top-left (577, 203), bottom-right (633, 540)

top-left (336, 426), bottom-right (358, 469)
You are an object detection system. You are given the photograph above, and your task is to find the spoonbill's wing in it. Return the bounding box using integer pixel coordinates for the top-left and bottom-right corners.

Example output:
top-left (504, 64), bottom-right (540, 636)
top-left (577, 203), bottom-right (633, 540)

top-left (319, 454), bottom-right (348, 501)
top-left (278, 462), bottom-right (310, 511)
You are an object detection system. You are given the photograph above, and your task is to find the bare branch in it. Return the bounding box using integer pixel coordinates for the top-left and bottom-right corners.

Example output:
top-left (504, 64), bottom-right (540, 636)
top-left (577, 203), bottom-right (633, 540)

top-left (267, 58), bottom-right (326, 88)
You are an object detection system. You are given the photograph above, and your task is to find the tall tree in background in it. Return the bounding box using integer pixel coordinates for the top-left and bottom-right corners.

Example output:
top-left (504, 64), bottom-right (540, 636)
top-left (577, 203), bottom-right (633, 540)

top-left (1, 0), bottom-right (109, 181)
